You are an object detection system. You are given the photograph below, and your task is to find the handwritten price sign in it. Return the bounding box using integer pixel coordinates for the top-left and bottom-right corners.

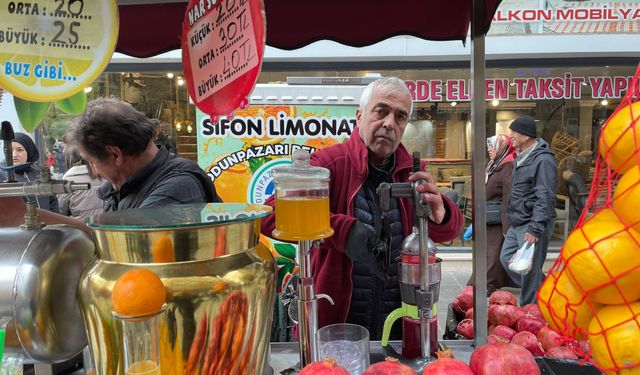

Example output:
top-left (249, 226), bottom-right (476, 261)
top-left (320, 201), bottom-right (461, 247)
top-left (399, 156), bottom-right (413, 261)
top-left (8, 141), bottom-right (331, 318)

top-left (0, 0), bottom-right (118, 102)
top-left (182, 0), bottom-right (265, 120)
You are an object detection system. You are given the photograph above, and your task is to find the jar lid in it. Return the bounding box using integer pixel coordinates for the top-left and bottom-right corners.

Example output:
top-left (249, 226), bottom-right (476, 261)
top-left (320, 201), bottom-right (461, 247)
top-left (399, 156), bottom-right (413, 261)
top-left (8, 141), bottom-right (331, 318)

top-left (272, 149), bottom-right (329, 183)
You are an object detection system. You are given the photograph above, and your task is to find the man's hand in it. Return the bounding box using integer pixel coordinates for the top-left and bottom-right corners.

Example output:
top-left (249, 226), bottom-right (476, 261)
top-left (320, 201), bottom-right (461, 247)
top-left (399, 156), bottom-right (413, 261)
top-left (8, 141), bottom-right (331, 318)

top-left (524, 232), bottom-right (539, 245)
top-left (345, 221), bottom-right (389, 281)
top-left (408, 171), bottom-right (445, 224)
top-left (0, 196), bottom-right (26, 227)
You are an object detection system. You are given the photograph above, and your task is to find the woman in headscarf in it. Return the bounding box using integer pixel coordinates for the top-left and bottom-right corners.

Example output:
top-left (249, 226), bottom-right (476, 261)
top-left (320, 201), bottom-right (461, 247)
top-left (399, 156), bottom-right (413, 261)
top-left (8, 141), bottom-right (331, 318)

top-left (468, 134), bottom-right (517, 294)
top-left (485, 134), bottom-right (517, 293)
top-left (12, 132), bottom-right (59, 213)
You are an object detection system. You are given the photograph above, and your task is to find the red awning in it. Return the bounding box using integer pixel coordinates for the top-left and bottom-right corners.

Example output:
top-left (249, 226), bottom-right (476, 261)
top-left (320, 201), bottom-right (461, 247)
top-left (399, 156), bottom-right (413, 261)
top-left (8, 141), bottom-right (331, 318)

top-left (116, 0), bottom-right (501, 58)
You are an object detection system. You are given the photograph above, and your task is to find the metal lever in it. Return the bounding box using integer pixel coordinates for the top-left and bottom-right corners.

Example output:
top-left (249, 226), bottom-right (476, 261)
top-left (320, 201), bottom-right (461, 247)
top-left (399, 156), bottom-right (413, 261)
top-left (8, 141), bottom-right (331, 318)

top-left (1, 121), bottom-right (16, 182)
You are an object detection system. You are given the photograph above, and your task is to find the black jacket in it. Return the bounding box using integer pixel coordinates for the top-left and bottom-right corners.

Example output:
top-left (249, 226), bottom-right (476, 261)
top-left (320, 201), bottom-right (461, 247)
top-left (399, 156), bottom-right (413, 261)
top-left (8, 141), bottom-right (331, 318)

top-left (507, 139), bottom-right (557, 236)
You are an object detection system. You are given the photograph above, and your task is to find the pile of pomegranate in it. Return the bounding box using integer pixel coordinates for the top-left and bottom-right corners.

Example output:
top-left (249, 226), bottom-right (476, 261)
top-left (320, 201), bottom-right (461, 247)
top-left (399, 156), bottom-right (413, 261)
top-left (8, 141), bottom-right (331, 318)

top-left (452, 287), bottom-right (588, 360)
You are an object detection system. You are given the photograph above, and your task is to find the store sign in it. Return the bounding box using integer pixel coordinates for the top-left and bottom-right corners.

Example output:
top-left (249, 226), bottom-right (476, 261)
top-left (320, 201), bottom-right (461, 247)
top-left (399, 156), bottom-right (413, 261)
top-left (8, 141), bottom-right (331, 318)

top-left (0, 0), bottom-right (119, 102)
top-left (494, 7), bottom-right (640, 23)
top-left (406, 74), bottom-right (640, 102)
top-left (197, 105), bottom-right (356, 204)
top-left (182, 0), bottom-right (265, 120)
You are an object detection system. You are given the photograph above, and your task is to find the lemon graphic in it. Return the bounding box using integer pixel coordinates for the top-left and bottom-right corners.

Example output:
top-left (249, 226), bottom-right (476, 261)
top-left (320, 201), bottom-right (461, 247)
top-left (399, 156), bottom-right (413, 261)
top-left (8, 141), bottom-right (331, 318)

top-left (0, 0), bottom-right (118, 102)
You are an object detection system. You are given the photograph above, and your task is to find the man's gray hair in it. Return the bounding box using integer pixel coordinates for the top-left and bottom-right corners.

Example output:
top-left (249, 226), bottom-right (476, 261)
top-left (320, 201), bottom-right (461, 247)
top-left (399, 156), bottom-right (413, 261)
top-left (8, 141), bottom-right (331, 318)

top-left (359, 77), bottom-right (413, 116)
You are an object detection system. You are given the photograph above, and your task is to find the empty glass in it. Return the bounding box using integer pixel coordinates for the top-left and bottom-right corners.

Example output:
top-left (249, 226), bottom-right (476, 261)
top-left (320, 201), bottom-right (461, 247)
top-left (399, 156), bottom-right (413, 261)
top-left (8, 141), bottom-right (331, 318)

top-left (317, 323), bottom-right (370, 375)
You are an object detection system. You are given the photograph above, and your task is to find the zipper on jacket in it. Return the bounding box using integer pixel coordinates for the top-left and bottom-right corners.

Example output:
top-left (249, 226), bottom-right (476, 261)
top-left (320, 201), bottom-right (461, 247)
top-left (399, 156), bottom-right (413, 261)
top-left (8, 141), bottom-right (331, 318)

top-left (371, 277), bottom-right (382, 339)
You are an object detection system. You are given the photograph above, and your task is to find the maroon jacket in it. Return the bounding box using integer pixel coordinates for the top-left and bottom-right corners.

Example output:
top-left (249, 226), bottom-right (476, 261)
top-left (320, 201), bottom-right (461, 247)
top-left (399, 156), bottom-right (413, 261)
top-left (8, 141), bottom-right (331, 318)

top-left (261, 130), bottom-right (463, 327)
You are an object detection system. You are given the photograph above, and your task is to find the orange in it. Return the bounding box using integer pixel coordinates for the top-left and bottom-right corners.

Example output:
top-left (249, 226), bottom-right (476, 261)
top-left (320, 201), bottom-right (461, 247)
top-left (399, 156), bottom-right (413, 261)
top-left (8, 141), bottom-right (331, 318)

top-left (563, 210), bottom-right (640, 305)
top-left (538, 267), bottom-right (600, 338)
top-left (111, 268), bottom-right (166, 317)
top-left (211, 161), bottom-right (251, 203)
top-left (152, 235), bottom-right (175, 263)
top-left (614, 165), bottom-right (640, 233)
top-left (304, 137), bottom-right (339, 151)
top-left (598, 101), bottom-right (640, 174)
top-left (588, 302), bottom-right (640, 374)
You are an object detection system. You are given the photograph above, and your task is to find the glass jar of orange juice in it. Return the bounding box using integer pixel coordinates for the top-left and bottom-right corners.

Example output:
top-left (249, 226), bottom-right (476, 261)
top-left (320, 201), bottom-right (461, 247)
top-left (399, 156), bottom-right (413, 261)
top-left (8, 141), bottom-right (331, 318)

top-left (272, 149), bottom-right (334, 241)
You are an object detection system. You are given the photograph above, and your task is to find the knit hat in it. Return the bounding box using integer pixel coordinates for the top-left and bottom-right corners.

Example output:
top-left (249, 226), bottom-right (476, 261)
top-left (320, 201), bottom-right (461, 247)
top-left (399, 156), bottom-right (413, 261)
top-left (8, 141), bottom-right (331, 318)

top-left (509, 116), bottom-right (537, 138)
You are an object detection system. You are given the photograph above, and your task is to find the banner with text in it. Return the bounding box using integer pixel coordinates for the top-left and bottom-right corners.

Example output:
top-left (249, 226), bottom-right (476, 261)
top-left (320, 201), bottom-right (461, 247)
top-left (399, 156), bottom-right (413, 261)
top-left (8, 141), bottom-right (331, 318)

top-left (197, 105), bottom-right (356, 204)
top-left (406, 74), bottom-right (640, 102)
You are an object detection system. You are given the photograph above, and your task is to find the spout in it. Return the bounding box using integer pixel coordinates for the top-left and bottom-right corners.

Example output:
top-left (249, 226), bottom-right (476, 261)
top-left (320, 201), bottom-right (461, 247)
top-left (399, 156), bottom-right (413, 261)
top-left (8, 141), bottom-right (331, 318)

top-left (0, 180), bottom-right (90, 198)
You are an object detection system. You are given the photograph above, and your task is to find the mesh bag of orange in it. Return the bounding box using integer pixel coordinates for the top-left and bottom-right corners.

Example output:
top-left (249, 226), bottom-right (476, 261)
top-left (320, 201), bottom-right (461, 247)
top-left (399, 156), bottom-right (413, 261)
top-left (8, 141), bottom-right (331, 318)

top-left (537, 63), bottom-right (640, 374)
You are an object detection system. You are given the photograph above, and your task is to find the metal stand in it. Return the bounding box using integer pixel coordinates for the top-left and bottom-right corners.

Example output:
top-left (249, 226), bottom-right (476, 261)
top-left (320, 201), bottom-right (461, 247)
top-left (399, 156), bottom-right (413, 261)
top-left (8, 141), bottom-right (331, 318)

top-left (296, 240), bottom-right (318, 365)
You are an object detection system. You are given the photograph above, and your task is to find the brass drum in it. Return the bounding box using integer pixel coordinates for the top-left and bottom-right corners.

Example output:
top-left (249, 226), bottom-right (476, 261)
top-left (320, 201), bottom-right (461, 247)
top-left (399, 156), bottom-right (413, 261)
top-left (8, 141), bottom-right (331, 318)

top-left (77, 203), bottom-right (276, 375)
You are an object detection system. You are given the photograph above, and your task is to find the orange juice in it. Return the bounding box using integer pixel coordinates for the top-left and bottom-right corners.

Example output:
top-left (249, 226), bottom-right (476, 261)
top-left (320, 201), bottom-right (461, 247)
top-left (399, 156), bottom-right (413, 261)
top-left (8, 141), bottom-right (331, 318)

top-left (126, 361), bottom-right (160, 375)
top-left (273, 197), bottom-right (333, 240)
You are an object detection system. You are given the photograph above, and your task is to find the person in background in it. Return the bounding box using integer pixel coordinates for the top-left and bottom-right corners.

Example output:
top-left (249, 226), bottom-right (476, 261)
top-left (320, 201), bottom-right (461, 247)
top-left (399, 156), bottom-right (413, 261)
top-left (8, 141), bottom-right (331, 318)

top-left (467, 134), bottom-right (517, 295)
top-left (260, 77), bottom-right (463, 340)
top-left (11, 133), bottom-right (59, 213)
top-left (58, 144), bottom-right (104, 220)
top-left (500, 116), bottom-right (557, 305)
top-left (46, 150), bottom-right (56, 170)
top-left (0, 98), bottom-right (220, 231)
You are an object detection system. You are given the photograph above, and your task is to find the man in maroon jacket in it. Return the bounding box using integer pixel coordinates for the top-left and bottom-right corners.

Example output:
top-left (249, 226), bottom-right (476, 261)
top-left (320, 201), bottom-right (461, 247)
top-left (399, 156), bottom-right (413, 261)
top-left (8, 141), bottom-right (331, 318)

top-left (262, 77), bottom-right (463, 340)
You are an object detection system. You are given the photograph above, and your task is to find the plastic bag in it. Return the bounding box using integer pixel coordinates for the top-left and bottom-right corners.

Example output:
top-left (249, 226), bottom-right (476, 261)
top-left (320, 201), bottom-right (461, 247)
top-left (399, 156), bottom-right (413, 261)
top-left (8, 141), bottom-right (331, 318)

top-left (463, 224), bottom-right (473, 240)
top-left (508, 242), bottom-right (535, 275)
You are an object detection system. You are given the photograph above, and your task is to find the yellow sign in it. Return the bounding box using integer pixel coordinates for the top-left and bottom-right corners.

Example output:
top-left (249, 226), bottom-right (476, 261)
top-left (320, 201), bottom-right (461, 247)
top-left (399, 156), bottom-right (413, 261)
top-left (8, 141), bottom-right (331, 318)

top-left (0, 0), bottom-right (118, 102)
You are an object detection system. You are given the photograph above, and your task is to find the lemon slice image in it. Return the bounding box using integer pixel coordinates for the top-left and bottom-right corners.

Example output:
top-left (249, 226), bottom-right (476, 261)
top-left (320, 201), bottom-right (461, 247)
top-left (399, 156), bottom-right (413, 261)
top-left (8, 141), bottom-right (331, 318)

top-left (0, 0), bottom-right (118, 102)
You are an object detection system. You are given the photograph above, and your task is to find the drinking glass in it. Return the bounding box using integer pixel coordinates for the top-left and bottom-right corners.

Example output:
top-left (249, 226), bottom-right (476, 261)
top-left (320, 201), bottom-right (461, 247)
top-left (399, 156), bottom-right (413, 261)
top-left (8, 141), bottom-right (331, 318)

top-left (317, 323), bottom-right (370, 375)
top-left (114, 308), bottom-right (165, 375)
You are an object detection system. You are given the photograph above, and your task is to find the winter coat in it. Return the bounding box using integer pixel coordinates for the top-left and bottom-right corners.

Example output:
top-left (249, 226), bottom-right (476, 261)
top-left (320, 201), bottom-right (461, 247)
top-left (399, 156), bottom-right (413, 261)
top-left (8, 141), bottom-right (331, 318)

top-left (508, 139), bottom-right (557, 236)
top-left (261, 129), bottom-right (463, 328)
top-left (58, 165), bottom-right (105, 221)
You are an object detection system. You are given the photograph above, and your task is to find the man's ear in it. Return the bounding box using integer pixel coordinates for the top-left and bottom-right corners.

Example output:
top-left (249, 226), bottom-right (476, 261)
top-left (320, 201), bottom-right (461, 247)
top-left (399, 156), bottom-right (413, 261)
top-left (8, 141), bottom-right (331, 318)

top-left (355, 107), bottom-right (363, 123)
top-left (105, 145), bottom-right (124, 166)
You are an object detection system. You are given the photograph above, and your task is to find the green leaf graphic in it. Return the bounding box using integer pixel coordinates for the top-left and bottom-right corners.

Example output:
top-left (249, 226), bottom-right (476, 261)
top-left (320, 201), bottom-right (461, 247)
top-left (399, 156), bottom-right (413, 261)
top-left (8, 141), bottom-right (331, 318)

top-left (55, 90), bottom-right (87, 115)
top-left (274, 243), bottom-right (297, 259)
top-left (13, 97), bottom-right (50, 132)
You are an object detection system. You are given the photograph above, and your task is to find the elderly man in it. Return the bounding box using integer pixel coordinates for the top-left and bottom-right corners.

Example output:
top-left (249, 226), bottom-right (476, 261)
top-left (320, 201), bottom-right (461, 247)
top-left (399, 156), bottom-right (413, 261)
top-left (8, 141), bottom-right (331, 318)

top-left (0, 98), bottom-right (220, 229)
top-left (500, 115), bottom-right (557, 306)
top-left (261, 77), bottom-right (463, 340)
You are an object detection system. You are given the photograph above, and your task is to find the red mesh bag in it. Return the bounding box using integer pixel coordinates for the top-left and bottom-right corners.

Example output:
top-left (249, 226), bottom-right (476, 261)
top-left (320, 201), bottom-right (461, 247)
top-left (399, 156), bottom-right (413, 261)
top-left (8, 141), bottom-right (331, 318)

top-left (537, 63), bottom-right (640, 374)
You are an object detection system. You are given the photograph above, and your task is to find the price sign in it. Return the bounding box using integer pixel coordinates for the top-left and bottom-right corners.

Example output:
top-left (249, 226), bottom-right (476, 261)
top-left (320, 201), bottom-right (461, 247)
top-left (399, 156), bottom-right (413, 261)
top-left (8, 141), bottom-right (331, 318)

top-left (0, 0), bottom-right (118, 102)
top-left (182, 0), bottom-right (265, 119)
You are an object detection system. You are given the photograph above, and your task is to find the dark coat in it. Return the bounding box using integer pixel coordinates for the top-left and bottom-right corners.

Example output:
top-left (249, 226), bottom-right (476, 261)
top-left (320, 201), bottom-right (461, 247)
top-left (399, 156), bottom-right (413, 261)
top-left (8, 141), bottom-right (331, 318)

top-left (486, 161), bottom-right (514, 291)
top-left (508, 139), bottom-right (557, 236)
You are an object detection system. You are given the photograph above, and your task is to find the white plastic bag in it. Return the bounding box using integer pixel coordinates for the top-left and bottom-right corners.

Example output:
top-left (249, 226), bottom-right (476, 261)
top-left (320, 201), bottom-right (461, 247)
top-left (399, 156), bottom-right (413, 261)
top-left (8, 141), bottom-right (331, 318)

top-left (508, 242), bottom-right (535, 275)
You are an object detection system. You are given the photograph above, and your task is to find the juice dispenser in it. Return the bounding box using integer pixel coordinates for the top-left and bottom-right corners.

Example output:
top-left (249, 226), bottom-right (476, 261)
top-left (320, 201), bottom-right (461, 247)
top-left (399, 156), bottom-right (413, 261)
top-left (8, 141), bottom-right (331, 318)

top-left (77, 203), bottom-right (276, 375)
top-left (272, 149), bottom-right (334, 366)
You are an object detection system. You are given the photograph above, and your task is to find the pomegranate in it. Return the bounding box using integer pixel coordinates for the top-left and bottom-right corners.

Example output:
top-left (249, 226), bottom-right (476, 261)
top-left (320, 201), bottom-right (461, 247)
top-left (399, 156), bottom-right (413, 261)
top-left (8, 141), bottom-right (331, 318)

top-left (545, 346), bottom-right (579, 360)
top-left (464, 307), bottom-right (474, 320)
top-left (567, 339), bottom-right (590, 358)
top-left (487, 334), bottom-right (510, 345)
top-left (456, 319), bottom-right (474, 339)
top-left (511, 331), bottom-right (545, 356)
top-left (364, 357), bottom-right (417, 374)
top-left (469, 343), bottom-right (541, 375)
top-left (300, 358), bottom-right (350, 375)
top-left (490, 325), bottom-right (516, 341)
top-left (515, 315), bottom-right (546, 335)
top-left (422, 349), bottom-right (473, 375)
top-left (537, 326), bottom-right (564, 351)
top-left (452, 286), bottom-right (474, 315)
top-left (521, 304), bottom-right (543, 319)
top-left (488, 304), bottom-right (519, 328)
top-left (489, 290), bottom-right (517, 306)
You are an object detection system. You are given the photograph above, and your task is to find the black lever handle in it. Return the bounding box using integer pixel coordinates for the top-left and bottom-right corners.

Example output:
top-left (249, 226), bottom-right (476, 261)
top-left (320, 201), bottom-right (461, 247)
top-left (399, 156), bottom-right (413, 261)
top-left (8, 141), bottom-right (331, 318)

top-left (1, 121), bottom-right (15, 182)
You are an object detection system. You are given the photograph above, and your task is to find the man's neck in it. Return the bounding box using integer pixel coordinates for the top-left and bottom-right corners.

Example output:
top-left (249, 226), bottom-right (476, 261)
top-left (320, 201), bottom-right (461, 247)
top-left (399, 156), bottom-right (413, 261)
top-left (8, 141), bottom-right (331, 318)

top-left (518, 138), bottom-right (537, 153)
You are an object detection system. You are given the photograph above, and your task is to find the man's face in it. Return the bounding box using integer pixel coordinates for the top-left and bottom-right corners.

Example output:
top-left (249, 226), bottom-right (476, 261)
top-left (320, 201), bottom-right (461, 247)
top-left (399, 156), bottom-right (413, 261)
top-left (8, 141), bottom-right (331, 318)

top-left (80, 145), bottom-right (122, 187)
top-left (357, 89), bottom-right (412, 165)
top-left (509, 129), bottom-right (529, 151)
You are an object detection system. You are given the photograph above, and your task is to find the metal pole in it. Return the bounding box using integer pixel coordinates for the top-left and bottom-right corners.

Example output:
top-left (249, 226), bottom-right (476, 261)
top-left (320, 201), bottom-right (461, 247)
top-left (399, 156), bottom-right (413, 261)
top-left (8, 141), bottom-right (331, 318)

top-left (417, 215), bottom-right (431, 359)
top-left (296, 240), bottom-right (318, 366)
top-left (471, 0), bottom-right (488, 346)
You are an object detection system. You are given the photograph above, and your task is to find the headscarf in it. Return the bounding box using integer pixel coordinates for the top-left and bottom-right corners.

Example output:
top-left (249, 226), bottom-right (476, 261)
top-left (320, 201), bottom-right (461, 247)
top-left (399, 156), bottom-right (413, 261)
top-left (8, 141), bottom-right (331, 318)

top-left (12, 132), bottom-right (39, 173)
top-left (485, 134), bottom-right (516, 182)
